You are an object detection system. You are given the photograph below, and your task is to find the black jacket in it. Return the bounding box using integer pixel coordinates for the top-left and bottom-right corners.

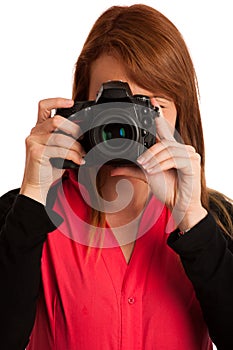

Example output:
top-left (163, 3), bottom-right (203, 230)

top-left (0, 188), bottom-right (233, 350)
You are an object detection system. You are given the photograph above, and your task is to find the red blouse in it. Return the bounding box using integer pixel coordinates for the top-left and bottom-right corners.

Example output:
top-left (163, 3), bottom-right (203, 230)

top-left (27, 171), bottom-right (212, 349)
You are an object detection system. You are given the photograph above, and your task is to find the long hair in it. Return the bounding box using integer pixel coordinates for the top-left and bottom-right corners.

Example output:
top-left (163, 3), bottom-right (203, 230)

top-left (72, 4), bottom-right (232, 236)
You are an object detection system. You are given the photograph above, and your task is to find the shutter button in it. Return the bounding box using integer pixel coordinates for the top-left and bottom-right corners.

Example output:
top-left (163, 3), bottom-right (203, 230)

top-left (128, 297), bottom-right (135, 305)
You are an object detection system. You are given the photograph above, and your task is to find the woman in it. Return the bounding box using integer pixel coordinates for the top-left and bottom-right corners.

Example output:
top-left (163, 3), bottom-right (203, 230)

top-left (0, 4), bottom-right (232, 350)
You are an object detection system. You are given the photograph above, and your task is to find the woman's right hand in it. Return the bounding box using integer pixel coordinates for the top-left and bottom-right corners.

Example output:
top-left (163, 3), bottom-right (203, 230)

top-left (20, 98), bottom-right (86, 205)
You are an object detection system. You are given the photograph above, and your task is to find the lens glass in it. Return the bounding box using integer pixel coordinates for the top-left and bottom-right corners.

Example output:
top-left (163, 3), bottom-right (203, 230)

top-left (101, 123), bottom-right (132, 142)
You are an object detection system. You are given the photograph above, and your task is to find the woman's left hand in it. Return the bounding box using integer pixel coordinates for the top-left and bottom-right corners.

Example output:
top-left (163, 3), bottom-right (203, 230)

top-left (110, 106), bottom-right (207, 231)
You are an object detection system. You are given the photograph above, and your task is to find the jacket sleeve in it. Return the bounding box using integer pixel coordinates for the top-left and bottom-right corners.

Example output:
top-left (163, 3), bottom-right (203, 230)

top-left (167, 213), bottom-right (233, 350)
top-left (0, 190), bottom-right (62, 350)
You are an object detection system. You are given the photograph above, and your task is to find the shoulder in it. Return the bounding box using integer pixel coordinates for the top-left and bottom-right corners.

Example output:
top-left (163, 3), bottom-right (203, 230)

top-left (0, 188), bottom-right (20, 213)
top-left (0, 189), bottom-right (20, 227)
top-left (209, 189), bottom-right (233, 220)
top-left (208, 188), bottom-right (233, 239)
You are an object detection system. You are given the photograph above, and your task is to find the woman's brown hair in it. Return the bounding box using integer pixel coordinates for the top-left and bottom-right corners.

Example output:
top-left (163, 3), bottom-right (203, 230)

top-left (72, 4), bottom-right (232, 236)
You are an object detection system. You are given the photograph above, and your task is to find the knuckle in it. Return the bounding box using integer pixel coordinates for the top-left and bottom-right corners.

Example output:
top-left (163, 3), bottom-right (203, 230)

top-left (30, 142), bottom-right (44, 160)
top-left (38, 99), bottom-right (45, 111)
top-left (30, 126), bottom-right (36, 134)
top-left (50, 133), bottom-right (64, 147)
top-left (160, 138), bottom-right (170, 147)
top-left (51, 115), bottom-right (62, 128)
top-left (164, 139), bottom-right (177, 151)
top-left (30, 145), bottom-right (40, 159)
top-left (25, 135), bottom-right (46, 160)
top-left (25, 134), bottom-right (33, 146)
top-left (186, 145), bottom-right (196, 153)
top-left (194, 152), bottom-right (201, 162)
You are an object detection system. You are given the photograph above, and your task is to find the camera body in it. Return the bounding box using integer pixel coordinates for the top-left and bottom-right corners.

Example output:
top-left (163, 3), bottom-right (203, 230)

top-left (51, 81), bottom-right (159, 168)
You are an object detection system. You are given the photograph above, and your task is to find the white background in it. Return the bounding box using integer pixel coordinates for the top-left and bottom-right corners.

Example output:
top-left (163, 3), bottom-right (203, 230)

top-left (1, 1), bottom-right (230, 347)
top-left (0, 0), bottom-right (232, 204)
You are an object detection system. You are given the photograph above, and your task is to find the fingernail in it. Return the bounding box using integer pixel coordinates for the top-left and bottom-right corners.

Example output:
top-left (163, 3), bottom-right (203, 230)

top-left (80, 158), bottom-right (86, 165)
top-left (137, 156), bottom-right (145, 164)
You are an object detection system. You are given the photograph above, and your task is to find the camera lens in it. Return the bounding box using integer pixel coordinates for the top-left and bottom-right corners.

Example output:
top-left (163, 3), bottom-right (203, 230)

top-left (101, 123), bottom-right (133, 141)
top-left (85, 102), bottom-right (147, 163)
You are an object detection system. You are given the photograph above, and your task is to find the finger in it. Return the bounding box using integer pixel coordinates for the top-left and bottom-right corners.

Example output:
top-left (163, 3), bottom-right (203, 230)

top-left (143, 151), bottom-right (200, 175)
top-left (155, 111), bottom-right (176, 142)
top-left (42, 145), bottom-right (86, 166)
top-left (37, 98), bottom-right (74, 123)
top-left (140, 142), bottom-right (196, 169)
top-left (32, 115), bottom-right (81, 139)
top-left (137, 141), bottom-right (198, 176)
top-left (32, 133), bottom-right (86, 156)
top-left (150, 97), bottom-right (175, 142)
top-left (137, 140), bottom-right (183, 165)
top-left (26, 132), bottom-right (86, 166)
top-left (144, 157), bottom-right (190, 175)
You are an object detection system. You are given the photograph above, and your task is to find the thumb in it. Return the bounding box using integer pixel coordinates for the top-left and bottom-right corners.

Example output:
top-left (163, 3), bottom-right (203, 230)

top-left (150, 98), bottom-right (175, 142)
top-left (37, 98), bottom-right (74, 124)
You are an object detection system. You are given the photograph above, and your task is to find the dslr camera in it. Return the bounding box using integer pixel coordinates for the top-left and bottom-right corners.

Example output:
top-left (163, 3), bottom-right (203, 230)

top-left (51, 81), bottom-right (159, 168)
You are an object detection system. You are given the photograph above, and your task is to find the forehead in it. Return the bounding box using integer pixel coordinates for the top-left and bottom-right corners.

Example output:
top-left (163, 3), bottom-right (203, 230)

top-left (89, 55), bottom-right (128, 89)
top-left (89, 54), bottom-right (153, 98)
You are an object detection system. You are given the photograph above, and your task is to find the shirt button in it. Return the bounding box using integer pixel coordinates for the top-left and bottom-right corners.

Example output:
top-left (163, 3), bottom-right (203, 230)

top-left (128, 297), bottom-right (135, 305)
